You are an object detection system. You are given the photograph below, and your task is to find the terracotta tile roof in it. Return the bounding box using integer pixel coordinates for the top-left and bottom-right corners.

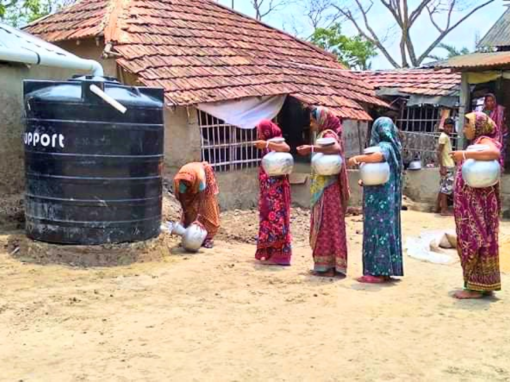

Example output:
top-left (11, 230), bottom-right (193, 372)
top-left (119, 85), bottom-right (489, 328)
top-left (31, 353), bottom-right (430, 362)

top-left (357, 68), bottom-right (460, 97)
top-left (24, 0), bottom-right (110, 42)
top-left (25, 0), bottom-right (388, 120)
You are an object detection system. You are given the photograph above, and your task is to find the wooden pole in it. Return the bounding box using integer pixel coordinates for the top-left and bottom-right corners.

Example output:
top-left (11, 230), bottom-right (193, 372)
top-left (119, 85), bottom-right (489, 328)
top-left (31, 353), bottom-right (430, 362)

top-left (458, 72), bottom-right (470, 150)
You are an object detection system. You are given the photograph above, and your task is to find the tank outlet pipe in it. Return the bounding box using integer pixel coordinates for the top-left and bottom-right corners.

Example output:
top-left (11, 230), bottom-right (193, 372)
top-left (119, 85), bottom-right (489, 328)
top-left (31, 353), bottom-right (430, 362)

top-left (0, 47), bottom-right (104, 76)
top-left (89, 84), bottom-right (127, 114)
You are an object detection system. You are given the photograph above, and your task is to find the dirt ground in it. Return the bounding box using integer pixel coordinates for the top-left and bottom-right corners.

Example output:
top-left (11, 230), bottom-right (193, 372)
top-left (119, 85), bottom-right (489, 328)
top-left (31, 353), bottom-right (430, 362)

top-left (1, 209), bottom-right (510, 382)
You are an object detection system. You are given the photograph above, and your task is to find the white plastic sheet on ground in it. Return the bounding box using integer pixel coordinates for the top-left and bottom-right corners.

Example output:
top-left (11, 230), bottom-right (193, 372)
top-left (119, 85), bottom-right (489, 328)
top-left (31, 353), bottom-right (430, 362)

top-left (198, 95), bottom-right (287, 130)
top-left (405, 230), bottom-right (458, 265)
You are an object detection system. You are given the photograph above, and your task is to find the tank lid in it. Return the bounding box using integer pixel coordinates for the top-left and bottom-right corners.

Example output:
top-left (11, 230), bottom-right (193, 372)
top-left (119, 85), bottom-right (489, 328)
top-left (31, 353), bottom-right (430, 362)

top-left (71, 75), bottom-right (119, 83)
top-left (24, 76), bottom-right (164, 108)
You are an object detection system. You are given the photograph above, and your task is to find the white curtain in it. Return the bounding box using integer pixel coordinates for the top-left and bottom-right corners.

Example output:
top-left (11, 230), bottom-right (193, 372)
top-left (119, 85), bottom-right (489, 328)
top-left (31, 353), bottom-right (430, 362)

top-left (197, 95), bottom-right (287, 129)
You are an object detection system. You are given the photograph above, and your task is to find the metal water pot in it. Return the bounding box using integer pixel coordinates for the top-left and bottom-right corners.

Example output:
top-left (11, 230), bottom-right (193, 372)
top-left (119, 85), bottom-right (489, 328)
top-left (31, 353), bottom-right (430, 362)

top-left (360, 162), bottom-right (390, 186)
top-left (311, 153), bottom-right (343, 175)
top-left (261, 138), bottom-right (294, 176)
top-left (408, 160), bottom-right (422, 171)
top-left (165, 221), bottom-right (207, 252)
top-left (360, 146), bottom-right (390, 186)
top-left (311, 137), bottom-right (343, 176)
top-left (462, 144), bottom-right (501, 188)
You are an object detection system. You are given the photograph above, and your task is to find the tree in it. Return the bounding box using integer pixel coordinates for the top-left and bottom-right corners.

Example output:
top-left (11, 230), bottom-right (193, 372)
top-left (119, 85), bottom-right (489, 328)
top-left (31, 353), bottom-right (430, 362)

top-left (250, 0), bottom-right (290, 20)
top-left (302, 0), bottom-right (335, 29)
top-left (0, 0), bottom-right (74, 27)
top-left (310, 23), bottom-right (377, 70)
top-left (331, 0), bottom-right (494, 68)
top-left (427, 42), bottom-right (470, 61)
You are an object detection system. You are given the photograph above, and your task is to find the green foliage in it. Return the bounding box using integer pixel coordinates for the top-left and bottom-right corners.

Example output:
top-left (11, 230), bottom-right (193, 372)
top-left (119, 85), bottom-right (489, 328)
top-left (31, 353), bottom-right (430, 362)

top-left (310, 23), bottom-right (377, 70)
top-left (0, 0), bottom-right (71, 27)
top-left (427, 43), bottom-right (471, 62)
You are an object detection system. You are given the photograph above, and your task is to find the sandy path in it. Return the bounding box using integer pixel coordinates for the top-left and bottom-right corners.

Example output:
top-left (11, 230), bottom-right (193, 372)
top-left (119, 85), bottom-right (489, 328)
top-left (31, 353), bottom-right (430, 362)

top-left (1, 211), bottom-right (510, 382)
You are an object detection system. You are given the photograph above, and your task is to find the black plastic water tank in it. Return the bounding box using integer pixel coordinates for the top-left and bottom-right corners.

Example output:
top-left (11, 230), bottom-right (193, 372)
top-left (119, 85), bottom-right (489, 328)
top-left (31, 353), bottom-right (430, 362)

top-left (23, 76), bottom-right (165, 245)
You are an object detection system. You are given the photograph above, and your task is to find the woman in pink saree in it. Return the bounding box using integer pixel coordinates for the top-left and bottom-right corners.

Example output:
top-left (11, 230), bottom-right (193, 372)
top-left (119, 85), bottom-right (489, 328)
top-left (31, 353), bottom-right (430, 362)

top-left (483, 93), bottom-right (507, 168)
top-left (450, 112), bottom-right (502, 299)
top-left (253, 120), bottom-right (292, 266)
top-left (297, 107), bottom-right (350, 277)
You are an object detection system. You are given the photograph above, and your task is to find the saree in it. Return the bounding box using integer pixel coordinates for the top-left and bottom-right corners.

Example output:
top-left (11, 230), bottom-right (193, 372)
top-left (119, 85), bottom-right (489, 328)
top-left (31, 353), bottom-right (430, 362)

top-left (174, 162), bottom-right (220, 241)
top-left (255, 120), bottom-right (292, 265)
top-left (454, 112), bottom-right (501, 292)
top-left (309, 107), bottom-right (350, 274)
top-left (362, 117), bottom-right (404, 277)
top-left (484, 94), bottom-right (507, 167)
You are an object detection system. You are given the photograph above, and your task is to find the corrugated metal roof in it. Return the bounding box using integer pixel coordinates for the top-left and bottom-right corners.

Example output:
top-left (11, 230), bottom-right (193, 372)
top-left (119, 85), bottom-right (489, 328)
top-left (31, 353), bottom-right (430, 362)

top-left (434, 51), bottom-right (510, 70)
top-left (0, 22), bottom-right (77, 60)
top-left (23, 0), bottom-right (388, 120)
top-left (356, 69), bottom-right (460, 97)
top-left (479, 7), bottom-right (510, 48)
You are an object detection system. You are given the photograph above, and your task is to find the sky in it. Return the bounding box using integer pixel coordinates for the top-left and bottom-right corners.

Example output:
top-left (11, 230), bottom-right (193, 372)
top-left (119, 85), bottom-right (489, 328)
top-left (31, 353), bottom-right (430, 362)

top-left (217, 0), bottom-right (506, 69)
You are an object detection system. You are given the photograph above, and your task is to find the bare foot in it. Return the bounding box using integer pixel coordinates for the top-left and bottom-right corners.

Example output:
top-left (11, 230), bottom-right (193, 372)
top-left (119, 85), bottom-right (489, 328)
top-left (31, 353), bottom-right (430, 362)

top-left (453, 290), bottom-right (484, 299)
top-left (357, 275), bottom-right (387, 284)
top-left (310, 270), bottom-right (335, 278)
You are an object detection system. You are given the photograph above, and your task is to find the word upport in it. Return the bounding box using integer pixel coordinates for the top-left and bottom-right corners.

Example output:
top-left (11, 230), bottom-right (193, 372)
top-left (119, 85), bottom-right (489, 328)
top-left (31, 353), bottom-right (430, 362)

top-left (24, 132), bottom-right (65, 148)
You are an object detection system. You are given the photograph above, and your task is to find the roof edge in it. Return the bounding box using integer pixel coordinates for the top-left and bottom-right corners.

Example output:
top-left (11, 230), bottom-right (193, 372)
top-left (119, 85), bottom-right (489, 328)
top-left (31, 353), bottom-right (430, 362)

top-left (104, 0), bottom-right (131, 43)
top-left (22, 0), bottom-right (112, 41)
top-left (478, 6), bottom-right (510, 48)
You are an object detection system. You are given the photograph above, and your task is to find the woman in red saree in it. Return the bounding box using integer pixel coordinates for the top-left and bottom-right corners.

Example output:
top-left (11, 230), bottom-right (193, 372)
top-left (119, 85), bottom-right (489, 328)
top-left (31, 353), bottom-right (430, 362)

top-left (253, 120), bottom-right (292, 266)
top-left (173, 162), bottom-right (220, 248)
top-left (483, 93), bottom-right (507, 169)
top-left (297, 107), bottom-right (350, 277)
top-left (450, 112), bottom-right (501, 299)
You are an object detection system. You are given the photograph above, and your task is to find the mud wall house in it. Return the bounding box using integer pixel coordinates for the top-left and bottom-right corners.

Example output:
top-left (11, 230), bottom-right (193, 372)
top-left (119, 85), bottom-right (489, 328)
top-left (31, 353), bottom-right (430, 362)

top-left (24, 0), bottom-right (387, 209)
top-left (0, 23), bottom-right (94, 223)
top-left (433, 7), bottom-right (510, 218)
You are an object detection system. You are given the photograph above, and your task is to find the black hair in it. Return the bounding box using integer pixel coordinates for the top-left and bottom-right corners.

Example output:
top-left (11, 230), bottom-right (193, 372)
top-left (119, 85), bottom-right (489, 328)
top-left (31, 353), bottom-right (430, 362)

top-left (444, 117), bottom-right (455, 126)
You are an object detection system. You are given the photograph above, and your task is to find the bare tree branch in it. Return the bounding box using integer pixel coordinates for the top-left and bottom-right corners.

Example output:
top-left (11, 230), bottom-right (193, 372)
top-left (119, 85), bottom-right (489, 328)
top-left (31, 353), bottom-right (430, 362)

top-left (380, 0), bottom-right (403, 27)
top-left (334, 0), bottom-right (494, 68)
top-left (333, 0), bottom-right (401, 68)
top-left (409, 0), bottom-right (435, 26)
top-left (426, 4), bottom-right (444, 33)
top-left (301, 0), bottom-right (336, 29)
top-left (251, 0), bottom-right (290, 20)
top-left (417, 0), bottom-right (494, 63)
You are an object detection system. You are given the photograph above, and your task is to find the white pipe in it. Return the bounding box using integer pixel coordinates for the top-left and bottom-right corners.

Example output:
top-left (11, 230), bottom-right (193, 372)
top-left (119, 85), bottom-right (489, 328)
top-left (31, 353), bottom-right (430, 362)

top-left (90, 84), bottom-right (127, 114)
top-left (0, 47), bottom-right (104, 76)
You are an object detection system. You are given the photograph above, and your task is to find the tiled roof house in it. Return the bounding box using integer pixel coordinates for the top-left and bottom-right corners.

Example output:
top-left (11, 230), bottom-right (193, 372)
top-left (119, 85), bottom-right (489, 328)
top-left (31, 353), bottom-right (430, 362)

top-left (358, 69), bottom-right (460, 98)
top-left (25, 0), bottom-right (385, 120)
top-left (357, 68), bottom-right (461, 166)
top-left (24, 0), bottom-right (387, 208)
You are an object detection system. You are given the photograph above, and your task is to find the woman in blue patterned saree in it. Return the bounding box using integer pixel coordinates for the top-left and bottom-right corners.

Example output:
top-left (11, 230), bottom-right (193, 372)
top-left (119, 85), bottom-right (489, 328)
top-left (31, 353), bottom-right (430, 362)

top-left (348, 117), bottom-right (404, 283)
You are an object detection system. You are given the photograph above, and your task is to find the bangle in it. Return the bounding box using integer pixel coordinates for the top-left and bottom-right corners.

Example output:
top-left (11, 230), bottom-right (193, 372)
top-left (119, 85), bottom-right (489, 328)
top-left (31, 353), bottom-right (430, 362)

top-left (266, 141), bottom-right (270, 149)
top-left (311, 146), bottom-right (315, 154)
top-left (354, 157), bottom-right (359, 165)
top-left (462, 151), bottom-right (467, 161)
